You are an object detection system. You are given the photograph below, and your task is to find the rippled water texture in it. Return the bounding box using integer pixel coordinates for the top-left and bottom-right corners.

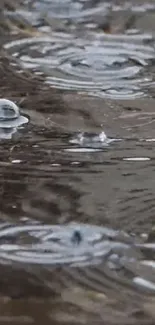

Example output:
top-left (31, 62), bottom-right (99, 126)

top-left (2, 221), bottom-right (155, 294)
top-left (1, 1), bottom-right (155, 325)
top-left (3, 0), bottom-right (155, 99)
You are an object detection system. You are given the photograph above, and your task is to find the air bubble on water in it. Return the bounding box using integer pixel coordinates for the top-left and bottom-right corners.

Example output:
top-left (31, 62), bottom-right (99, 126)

top-left (0, 99), bottom-right (29, 140)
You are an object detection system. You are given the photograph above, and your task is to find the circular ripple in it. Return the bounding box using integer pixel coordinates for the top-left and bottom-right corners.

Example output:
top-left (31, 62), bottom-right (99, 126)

top-left (1, 222), bottom-right (155, 293)
top-left (32, 0), bottom-right (109, 20)
top-left (4, 31), bottom-right (154, 99)
top-left (0, 222), bottom-right (137, 266)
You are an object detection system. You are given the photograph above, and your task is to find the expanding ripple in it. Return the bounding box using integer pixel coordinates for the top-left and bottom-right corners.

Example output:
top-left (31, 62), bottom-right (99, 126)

top-left (31, 0), bottom-right (110, 20)
top-left (4, 30), bottom-right (155, 99)
top-left (0, 222), bottom-right (133, 266)
top-left (0, 222), bottom-right (155, 294)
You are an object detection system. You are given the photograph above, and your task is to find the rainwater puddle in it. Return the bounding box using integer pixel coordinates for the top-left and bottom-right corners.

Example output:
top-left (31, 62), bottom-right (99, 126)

top-left (1, 1), bottom-right (155, 325)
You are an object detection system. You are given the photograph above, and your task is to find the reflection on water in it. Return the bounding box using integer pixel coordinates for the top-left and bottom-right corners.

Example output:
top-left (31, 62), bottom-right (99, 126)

top-left (0, 92), bottom-right (154, 323)
top-left (3, 1), bottom-right (155, 99)
top-left (0, 222), bottom-right (135, 266)
top-left (1, 1), bottom-right (155, 325)
top-left (2, 220), bottom-right (155, 295)
top-left (4, 32), bottom-right (154, 99)
top-left (31, 0), bottom-right (109, 19)
top-left (1, 101), bottom-right (155, 323)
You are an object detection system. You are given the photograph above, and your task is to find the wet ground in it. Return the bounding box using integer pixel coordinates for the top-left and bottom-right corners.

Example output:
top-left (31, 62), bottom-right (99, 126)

top-left (1, 0), bottom-right (155, 324)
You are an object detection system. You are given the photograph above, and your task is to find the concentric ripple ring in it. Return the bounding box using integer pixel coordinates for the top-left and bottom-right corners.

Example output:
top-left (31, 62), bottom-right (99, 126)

top-left (4, 31), bottom-right (155, 99)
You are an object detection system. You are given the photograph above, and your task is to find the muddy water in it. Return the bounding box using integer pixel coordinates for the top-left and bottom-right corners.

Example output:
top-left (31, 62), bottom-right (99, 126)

top-left (1, 0), bottom-right (155, 324)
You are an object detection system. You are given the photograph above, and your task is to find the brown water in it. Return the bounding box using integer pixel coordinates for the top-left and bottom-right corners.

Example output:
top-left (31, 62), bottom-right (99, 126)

top-left (1, 0), bottom-right (155, 324)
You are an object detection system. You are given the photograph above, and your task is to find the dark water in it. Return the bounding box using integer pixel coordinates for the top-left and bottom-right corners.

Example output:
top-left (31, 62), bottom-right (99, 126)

top-left (1, 0), bottom-right (155, 324)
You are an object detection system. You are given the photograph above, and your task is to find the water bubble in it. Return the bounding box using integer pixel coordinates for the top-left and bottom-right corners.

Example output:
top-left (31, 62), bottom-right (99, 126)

top-left (0, 99), bottom-right (19, 121)
top-left (0, 99), bottom-right (29, 140)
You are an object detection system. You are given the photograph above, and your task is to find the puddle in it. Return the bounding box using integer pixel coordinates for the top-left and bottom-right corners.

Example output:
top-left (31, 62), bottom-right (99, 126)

top-left (1, 1), bottom-right (155, 325)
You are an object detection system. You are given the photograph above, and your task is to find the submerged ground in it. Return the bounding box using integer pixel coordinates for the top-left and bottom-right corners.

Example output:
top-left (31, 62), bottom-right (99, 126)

top-left (1, 0), bottom-right (155, 324)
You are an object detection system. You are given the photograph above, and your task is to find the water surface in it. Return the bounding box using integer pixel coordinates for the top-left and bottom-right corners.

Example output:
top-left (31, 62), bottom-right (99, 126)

top-left (4, 0), bottom-right (155, 99)
top-left (1, 1), bottom-right (155, 325)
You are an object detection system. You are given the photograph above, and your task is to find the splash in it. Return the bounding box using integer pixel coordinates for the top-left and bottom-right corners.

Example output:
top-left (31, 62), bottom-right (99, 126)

top-left (69, 131), bottom-right (121, 148)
